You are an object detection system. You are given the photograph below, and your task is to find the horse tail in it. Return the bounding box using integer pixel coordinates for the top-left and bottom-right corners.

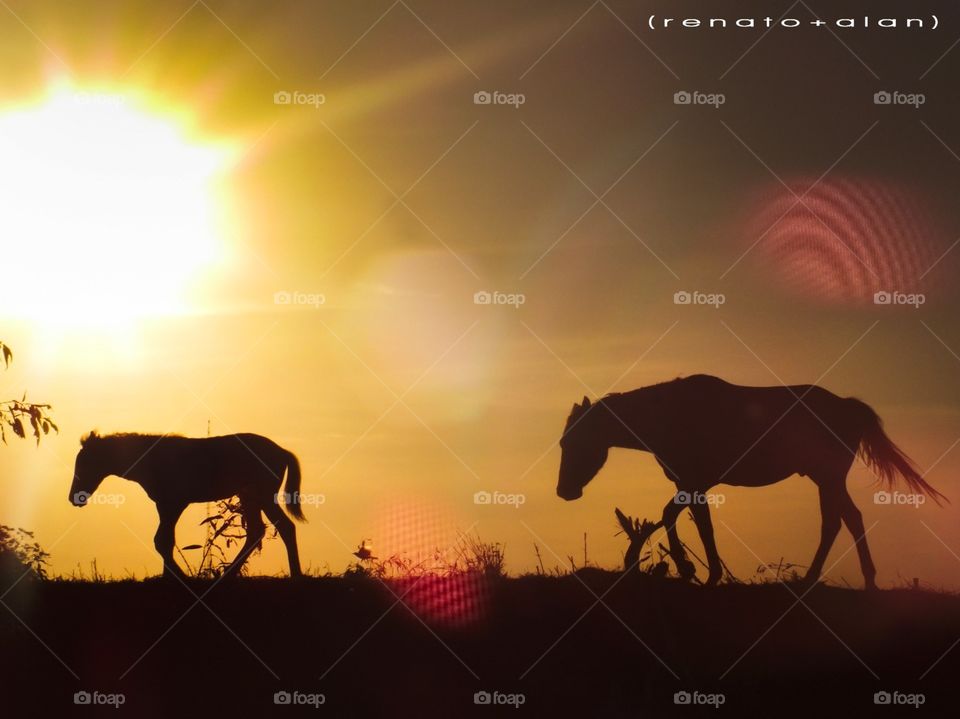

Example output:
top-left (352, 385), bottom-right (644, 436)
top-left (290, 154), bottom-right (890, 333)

top-left (849, 398), bottom-right (947, 506)
top-left (282, 449), bottom-right (307, 522)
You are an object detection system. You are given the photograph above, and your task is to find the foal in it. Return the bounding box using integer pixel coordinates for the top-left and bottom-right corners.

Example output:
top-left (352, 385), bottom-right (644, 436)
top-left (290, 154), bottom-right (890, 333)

top-left (69, 432), bottom-right (306, 578)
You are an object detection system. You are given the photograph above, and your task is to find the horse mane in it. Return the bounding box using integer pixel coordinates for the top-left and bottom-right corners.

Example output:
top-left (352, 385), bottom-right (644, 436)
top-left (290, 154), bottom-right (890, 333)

top-left (565, 376), bottom-right (712, 429)
top-left (601, 374), bottom-right (715, 403)
top-left (82, 430), bottom-right (183, 446)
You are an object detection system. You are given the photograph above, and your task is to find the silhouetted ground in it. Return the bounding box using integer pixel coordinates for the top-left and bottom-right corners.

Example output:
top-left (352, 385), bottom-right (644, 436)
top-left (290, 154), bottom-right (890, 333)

top-left (2, 572), bottom-right (959, 717)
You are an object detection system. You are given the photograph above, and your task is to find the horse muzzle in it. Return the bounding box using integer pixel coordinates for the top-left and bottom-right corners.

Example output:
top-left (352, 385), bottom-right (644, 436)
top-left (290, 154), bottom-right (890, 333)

top-left (557, 486), bottom-right (583, 501)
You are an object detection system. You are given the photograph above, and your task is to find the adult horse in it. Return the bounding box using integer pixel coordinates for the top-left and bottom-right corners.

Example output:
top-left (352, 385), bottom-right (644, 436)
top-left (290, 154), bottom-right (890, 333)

top-left (557, 374), bottom-right (946, 589)
top-left (69, 432), bottom-right (305, 578)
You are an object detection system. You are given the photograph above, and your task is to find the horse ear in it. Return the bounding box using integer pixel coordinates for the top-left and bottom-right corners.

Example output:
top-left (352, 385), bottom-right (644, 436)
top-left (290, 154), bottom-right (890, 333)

top-left (582, 396), bottom-right (591, 408)
top-left (81, 430), bottom-right (99, 447)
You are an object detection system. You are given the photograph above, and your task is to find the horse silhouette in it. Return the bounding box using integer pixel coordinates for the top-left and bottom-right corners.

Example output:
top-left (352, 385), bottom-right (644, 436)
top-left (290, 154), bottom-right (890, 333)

top-left (69, 432), bottom-right (305, 578)
top-left (558, 375), bottom-right (946, 589)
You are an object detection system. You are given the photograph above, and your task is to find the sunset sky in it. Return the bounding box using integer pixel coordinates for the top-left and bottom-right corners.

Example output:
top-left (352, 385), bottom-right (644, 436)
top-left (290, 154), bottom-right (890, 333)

top-left (1, 0), bottom-right (959, 589)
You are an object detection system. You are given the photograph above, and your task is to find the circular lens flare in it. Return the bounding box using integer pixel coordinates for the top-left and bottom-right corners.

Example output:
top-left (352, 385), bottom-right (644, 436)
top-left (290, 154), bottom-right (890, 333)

top-left (743, 178), bottom-right (950, 305)
top-left (372, 499), bottom-right (489, 627)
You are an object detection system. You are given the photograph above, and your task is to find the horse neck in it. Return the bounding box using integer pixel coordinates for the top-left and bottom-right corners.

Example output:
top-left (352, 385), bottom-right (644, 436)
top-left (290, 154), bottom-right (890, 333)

top-left (596, 392), bottom-right (660, 452)
top-left (96, 437), bottom-right (152, 481)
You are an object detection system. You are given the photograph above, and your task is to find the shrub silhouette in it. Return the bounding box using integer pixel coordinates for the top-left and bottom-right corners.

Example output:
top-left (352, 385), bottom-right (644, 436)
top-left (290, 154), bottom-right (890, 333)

top-left (0, 525), bottom-right (50, 581)
top-left (0, 339), bottom-right (55, 583)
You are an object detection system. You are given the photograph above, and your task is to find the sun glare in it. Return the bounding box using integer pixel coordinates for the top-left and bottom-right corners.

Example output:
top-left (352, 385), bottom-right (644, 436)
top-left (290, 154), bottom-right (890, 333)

top-left (0, 82), bottom-right (233, 332)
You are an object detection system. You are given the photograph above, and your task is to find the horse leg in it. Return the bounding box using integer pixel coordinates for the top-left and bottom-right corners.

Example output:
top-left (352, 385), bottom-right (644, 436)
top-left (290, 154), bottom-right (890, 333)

top-left (154, 502), bottom-right (187, 579)
top-left (839, 490), bottom-right (877, 590)
top-left (223, 504), bottom-right (265, 578)
top-left (803, 480), bottom-right (843, 587)
top-left (689, 501), bottom-right (723, 586)
top-left (263, 501), bottom-right (302, 578)
top-left (661, 497), bottom-right (696, 581)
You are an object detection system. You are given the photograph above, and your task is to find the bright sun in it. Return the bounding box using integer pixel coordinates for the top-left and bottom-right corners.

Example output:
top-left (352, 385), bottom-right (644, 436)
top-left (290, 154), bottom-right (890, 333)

top-left (0, 82), bottom-right (233, 331)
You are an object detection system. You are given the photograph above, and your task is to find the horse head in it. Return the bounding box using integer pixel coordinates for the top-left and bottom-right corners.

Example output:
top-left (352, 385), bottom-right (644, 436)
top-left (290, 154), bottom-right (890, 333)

top-left (557, 396), bottom-right (609, 500)
top-left (69, 431), bottom-right (110, 507)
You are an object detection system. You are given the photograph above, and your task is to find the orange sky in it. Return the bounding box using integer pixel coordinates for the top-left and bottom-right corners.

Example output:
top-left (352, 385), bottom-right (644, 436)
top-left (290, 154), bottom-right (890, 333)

top-left (1, 0), bottom-right (959, 588)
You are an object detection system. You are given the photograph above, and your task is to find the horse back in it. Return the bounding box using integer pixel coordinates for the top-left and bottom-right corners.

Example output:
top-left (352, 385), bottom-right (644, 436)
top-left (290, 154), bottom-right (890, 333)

top-left (135, 433), bottom-right (290, 503)
top-left (655, 376), bottom-right (859, 485)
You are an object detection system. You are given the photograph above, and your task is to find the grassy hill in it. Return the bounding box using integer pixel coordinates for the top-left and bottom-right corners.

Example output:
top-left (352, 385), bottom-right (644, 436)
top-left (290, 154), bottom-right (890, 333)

top-left (2, 571), bottom-right (958, 716)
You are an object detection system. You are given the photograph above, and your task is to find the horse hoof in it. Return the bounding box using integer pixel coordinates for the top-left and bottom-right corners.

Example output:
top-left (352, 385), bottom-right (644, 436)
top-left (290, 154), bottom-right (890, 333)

top-left (676, 559), bottom-right (697, 581)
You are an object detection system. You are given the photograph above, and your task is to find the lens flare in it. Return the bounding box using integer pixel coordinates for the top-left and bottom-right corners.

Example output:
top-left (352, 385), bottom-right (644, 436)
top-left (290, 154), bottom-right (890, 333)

top-left (742, 178), bottom-right (950, 305)
top-left (372, 499), bottom-right (489, 627)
